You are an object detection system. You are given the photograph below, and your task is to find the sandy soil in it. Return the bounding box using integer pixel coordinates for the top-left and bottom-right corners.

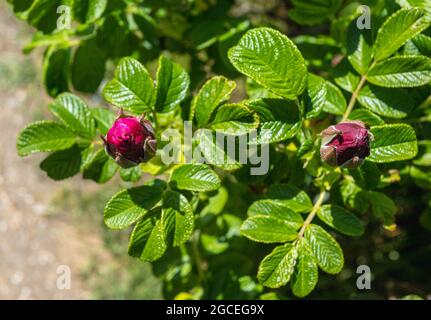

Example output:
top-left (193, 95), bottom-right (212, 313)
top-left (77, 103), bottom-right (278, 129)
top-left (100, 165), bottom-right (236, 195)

top-left (0, 3), bottom-right (108, 300)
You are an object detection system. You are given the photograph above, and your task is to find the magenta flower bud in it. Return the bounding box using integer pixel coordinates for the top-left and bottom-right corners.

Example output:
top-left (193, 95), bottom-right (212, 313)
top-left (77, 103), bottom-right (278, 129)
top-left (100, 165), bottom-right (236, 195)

top-left (102, 111), bottom-right (157, 168)
top-left (320, 121), bottom-right (373, 169)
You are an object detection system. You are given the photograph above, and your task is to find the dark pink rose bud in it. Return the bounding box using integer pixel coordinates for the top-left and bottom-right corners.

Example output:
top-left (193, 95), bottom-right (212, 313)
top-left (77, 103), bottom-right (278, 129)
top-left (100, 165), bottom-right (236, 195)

top-left (102, 110), bottom-right (157, 168)
top-left (320, 120), bottom-right (373, 169)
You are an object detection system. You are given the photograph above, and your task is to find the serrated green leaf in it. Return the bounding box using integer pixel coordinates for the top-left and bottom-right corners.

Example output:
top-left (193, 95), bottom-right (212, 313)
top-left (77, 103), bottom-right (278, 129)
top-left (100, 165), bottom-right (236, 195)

top-left (358, 85), bottom-right (414, 119)
top-left (373, 8), bottom-right (430, 61)
top-left (323, 81), bottom-right (346, 115)
top-left (241, 216), bottom-right (299, 243)
top-left (411, 34), bottom-right (431, 57)
top-left (49, 93), bottom-right (95, 138)
top-left (247, 200), bottom-right (304, 227)
top-left (104, 185), bottom-right (163, 229)
top-left (169, 164), bottom-right (221, 192)
top-left (368, 191), bottom-right (397, 226)
top-left (162, 191), bottom-right (194, 247)
top-left (291, 238), bottom-right (318, 298)
top-left (72, 40), bottom-right (106, 93)
top-left (257, 243), bottom-right (298, 288)
top-left (304, 224), bottom-right (344, 274)
top-left (40, 144), bottom-right (83, 180)
top-left (347, 19), bottom-right (373, 75)
top-left (368, 124), bottom-right (418, 162)
top-left (304, 73), bottom-right (327, 119)
top-left (103, 57), bottom-right (155, 113)
top-left (17, 121), bottom-right (76, 157)
top-left (191, 76), bottom-right (236, 127)
top-left (317, 204), bottom-right (364, 236)
top-left (367, 56), bottom-right (431, 88)
top-left (91, 108), bottom-right (115, 135)
top-left (155, 55), bottom-right (190, 113)
top-left (349, 108), bottom-right (384, 126)
top-left (228, 27), bottom-right (307, 99)
top-left (128, 208), bottom-right (166, 262)
top-left (210, 103), bottom-right (259, 135)
top-left (266, 184), bottom-right (313, 213)
top-left (42, 46), bottom-right (70, 97)
top-left (246, 99), bottom-right (301, 144)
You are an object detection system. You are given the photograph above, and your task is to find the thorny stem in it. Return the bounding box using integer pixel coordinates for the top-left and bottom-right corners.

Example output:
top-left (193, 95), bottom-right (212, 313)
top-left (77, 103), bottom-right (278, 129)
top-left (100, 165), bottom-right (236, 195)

top-left (298, 189), bottom-right (326, 238)
top-left (341, 74), bottom-right (367, 122)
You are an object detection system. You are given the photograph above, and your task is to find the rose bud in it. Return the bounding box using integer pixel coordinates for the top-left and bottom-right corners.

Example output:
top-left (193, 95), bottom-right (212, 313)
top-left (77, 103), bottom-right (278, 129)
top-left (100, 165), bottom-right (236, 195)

top-left (320, 120), bottom-right (373, 169)
top-left (102, 110), bottom-right (157, 168)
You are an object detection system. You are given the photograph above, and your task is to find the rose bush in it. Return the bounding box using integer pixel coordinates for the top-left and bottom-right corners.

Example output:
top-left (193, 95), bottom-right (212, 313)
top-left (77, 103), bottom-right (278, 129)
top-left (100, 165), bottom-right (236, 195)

top-left (10, 0), bottom-right (431, 299)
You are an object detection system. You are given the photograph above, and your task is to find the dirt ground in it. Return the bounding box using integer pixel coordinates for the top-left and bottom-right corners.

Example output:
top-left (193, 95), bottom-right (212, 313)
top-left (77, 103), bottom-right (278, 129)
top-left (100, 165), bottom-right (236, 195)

top-left (0, 3), bottom-right (111, 300)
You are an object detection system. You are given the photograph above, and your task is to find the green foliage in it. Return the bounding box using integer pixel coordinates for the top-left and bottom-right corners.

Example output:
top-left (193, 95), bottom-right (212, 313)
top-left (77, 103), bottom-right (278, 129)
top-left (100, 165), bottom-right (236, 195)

top-left (228, 28), bottom-right (307, 99)
top-left (11, 1), bottom-right (431, 300)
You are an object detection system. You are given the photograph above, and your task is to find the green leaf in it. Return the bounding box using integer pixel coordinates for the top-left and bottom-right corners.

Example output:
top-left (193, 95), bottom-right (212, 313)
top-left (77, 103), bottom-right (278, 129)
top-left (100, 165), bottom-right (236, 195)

top-left (411, 34), bottom-right (431, 57)
top-left (104, 185), bottom-right (163, 229)
top-left (317, 204), bottom-right (364, 236)
top-left (40, 145), bottom-right (83, 180)
top-left (304, 224), bottom-right (344, 274)
top-left (191, 76), bottom-right (236, 127)
top-left (368, 191), bottom-right (397, 226)
top-left (358, 85), bottom-right (414, 118)
top-left (246, 99), bottom-right (301, 144)
top-left (103, 57), bottom-right (155, 113)
top-left (291, 238), bottom-right (318, 298)
top-left (288, 0), bottom-right (342, 26)
top-left (373, 8), bottom-right (430, 61)
top-left (347, 19), bottom-right (373, 75)
top-left (247, 200), bottom-right (304, 228)
top-left (128, 208), bottom-right (167, 262)
top-left (303, 73), bottom-right (327, 119)
top-left (323, 81), bottom-right (346, 115)
top-left (367, 56), bottom-right (431, 88)
top-left (91, 108), bottom-right (115, 135)
top-left (257, 243), bottom-right (298, 288)
top-left (195, 131), bottom-right (242, 171)
top-left (82, 148), bottom-right (118, 183)
top-left (42, 46), bottom-right (70, 97)
top-left (169, 164), bottom-right (221, 192)
top-left (241, 215), bottom-right (299, 243)
top-left (349, 108), bottom-right (384, 126)
top-left (71, 40), bottom-right (106, 93)
top-left (48, 93), bottom-right (95, 138)
top-left (266, 184), bottom-right (313, 213)
top-left (209, 103), bottom-right (259, 135)
top-left (368, 124), bottom-right (418, 162)
top-left (162, 191), bottom-right (194, 247)
top-left (333, 58), bottom-right (360, 93)
top-left (349, 160), bottom-right (381, 189)
top-left (120, 166), bottom-right (142, 182)
top-left (228, 27), bottom-right (307, 99)
top-left (17, 121), bottom-right (76, 157)
top-left (27, 0), bottom-right (61, 33)
top-left (155, 55), bottom-right (190, 113)
top-left (73, 0), bottom-right (107, 23)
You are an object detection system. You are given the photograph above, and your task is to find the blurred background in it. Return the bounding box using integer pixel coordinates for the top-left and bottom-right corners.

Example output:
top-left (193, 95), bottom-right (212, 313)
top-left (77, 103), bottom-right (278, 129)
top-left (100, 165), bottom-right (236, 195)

top-left (0, 2), bottom-right (161, 299)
